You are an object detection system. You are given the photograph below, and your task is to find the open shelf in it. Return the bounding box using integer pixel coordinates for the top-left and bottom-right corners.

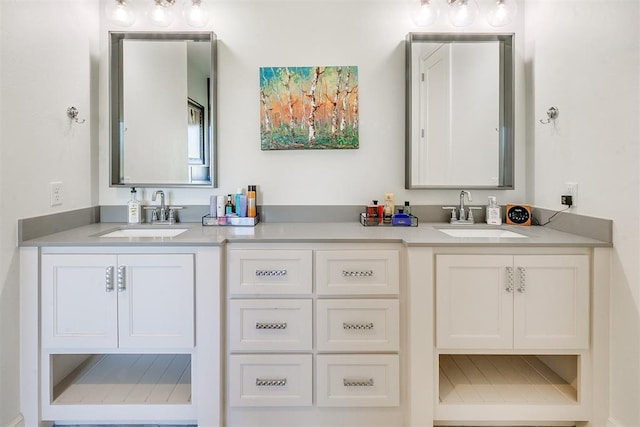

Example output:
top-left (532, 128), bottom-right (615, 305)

top-left (51, 354), bottom-right (191, 405)
top-left (439, 354), bottom-right (578, 405)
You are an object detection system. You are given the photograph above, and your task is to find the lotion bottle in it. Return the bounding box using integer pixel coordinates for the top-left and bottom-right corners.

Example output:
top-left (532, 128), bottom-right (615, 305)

top-left (127, 187), bottom-right (141, 224)
top-left (247, 185), bottom-right (257, 218)
top-left (486, 196), bottom-right (502, 225)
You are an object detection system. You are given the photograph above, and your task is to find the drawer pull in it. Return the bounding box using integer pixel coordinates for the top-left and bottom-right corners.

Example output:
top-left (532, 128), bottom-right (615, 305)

top-left (255, 322), bottom-right (288, 330)
top-left (343, 378), bottom-right (374, 387)
top-left (105, 266), bottom-right (115, 292)
top-left (343, 322), bottom-right (374, 331)
top-left (342, 270), bottom-right (374, 277)
top-left (255, 269), bottom-right (287, 277)
top-left (506, 266), bottom-right (514, 293)
top-left (517, 266), bottom-right (526, 293)
top-left (117, 266), bottom-right (126, 292)
top-left (256, 378), bottom-right (287, 387)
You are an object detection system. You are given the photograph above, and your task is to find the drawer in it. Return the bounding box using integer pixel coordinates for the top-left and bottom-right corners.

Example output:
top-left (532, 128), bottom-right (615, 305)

top-left (316, 299), bottom-right (399, 351)
top-left (316, 354), bottom-right (400, 407)
top-left (228, 249), bottom-right (313, 295)
top-left (228, 299), bottom-right (312, 351)
top-left (229, 354), bottom-right (312, 407)
top-left (315, 250), bottom-right (399, 295)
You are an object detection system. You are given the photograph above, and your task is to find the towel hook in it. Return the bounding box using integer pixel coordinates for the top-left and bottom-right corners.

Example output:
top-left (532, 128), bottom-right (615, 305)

top-left (66, 106), bottom-right (86, 124)
top-left (539, 106), bottom-right (559, 124)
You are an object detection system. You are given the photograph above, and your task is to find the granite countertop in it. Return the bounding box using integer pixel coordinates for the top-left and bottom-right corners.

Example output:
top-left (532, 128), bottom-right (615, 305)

top-left (20, 221), bottom-right (612, 248)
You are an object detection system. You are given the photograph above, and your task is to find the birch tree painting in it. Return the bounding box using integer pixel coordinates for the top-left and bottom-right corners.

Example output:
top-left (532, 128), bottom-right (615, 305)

top-left (260, 66), bottom-right (359, 150)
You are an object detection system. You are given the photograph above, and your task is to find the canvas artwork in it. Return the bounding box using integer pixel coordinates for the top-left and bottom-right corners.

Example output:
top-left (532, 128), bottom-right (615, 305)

top-left (259, 66), bottom-right (359, 150)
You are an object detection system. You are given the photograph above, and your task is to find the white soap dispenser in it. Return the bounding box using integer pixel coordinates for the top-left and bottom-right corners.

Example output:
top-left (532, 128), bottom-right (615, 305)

top-left (127, 187), bottom-right (142, 224)
top-left (486, 196), bottom-right (502, 225)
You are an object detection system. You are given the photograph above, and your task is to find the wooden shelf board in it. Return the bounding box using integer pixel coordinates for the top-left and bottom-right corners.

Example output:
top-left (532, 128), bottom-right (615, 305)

top-left (52, 354), bottom-right (191, 405)
top-left (439, 354), bottom-right (577, 405)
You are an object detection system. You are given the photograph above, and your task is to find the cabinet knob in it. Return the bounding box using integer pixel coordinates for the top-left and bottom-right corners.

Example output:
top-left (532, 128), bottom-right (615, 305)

top-left (255, 269), bottom-right (287, 277)
top-left (517, 266), bottom-right (526, 293)
top-left (506, 266), bottom-right (514, 292)
top-left (343, 378), bottom-right (374, 387)
top-left (255, 322), bottom-right (288, 330)
top-left (255, 378), bottom-right (287, 387)
top-left (117, 266), bottom-right (126, 292)
top-left (105, 266), bottom-right (115, 292)
top-left (342, 270), bottom-right (374, 277)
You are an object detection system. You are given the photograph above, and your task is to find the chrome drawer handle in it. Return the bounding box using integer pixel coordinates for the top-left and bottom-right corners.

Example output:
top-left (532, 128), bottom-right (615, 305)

top-left (105, 266), bottom-right (115, 292)
top-left (343, 322), bottom-right (374, 331)
top-left (255, 270), bottom-right (287, 277)
top-left (342, 270), bottom-right (374, 277)
top-left (343, 378), bottom-right (374, 387)
top-left (255, 322), bottom-right (288, 330)
top-left (256, 378), bottom-right (287, 387)
top-left (517, 266), bottom-right (526, 293)
top-left (506, 266), bottom-right (514, 293)
top-left (117, 266), bottom-right (126, 292)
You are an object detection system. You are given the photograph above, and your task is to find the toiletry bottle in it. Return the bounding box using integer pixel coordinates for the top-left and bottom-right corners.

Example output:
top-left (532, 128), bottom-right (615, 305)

top-left (383, 193), bottom-right (394, 224)
top-left (486, 196), bottom-right (502, 225)
top-left (235, 188), bottom-right (243, 215)
top-left (368, 200), bottom-right (379, 218)
top-left (225, 194), bottom-right (234, 215)
top-left (404, 201), bottom-right (411, 216)
top-left (209, 195), bottom-right (217, 218)
top-left (216, 195), bottom-right (226, 218)
top-left (127, 187), bottom-right (141, 224)
top-left (247, 185), bottom-right (257, 218)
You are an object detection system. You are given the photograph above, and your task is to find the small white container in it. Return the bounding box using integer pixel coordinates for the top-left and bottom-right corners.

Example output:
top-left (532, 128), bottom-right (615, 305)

top-left (486, 196), bottom-right (502, 225)
top-left (127, 187), bottom-right (142, 224)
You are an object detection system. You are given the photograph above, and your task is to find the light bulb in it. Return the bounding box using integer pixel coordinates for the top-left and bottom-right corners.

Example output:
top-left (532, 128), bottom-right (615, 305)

top-left (411, 0), bottom-right (439, 27)
top-left (486, 0), bottom-right (518, 27)
top-left (148, 0), bottom-right (176, 27)
top-left (448, 0), bottom-right (478, 27)
top-left (184, 0), bottom-right (210, 27)
top-left (106, 0), bottom-right (136, 27)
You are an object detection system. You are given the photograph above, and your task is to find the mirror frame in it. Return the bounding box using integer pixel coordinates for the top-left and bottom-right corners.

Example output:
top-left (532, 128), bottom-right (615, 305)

top-left (109, 31), bottom-right (217, 188)
top-left (405, 33), bottom-right (515, 189)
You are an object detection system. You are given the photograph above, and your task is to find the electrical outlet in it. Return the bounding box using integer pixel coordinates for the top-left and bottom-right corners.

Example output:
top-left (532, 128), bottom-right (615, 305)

top-left (564, 182), bottom-right (578, 207)
top-left (50, 181), bottom-right (63, 206)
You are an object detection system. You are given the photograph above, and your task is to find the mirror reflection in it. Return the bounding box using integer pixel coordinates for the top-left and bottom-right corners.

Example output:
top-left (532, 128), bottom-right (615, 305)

top-left (110, 32), bottom-right (217, 187)
top-left (405, 33), bottom-right (514, 189)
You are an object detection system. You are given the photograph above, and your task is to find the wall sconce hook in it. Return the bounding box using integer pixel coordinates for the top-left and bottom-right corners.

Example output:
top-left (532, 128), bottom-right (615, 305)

top-left (66, 106), bottom-right (86, 124)
top-left (539, 106), bottom-right (559, 124)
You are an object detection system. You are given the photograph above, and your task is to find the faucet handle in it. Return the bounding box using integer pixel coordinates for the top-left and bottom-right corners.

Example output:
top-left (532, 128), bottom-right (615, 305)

top-left (467, 207), bottom-right (482, 223)
top-left (442, 206), bottom-right (457, 222)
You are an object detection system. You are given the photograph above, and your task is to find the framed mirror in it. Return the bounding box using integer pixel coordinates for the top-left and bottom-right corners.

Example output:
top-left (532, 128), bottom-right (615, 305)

top-left (110, 31), bottom-right (217, 187)
top-left (405, 33), bottom-right (514, 189)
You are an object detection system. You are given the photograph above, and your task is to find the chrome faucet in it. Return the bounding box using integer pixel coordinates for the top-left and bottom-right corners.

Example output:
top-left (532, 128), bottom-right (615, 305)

top-left (459, 190), bottom-right (472, 220)
top-left (144, 190), bottom-right (183, 225)
top-left (442, 190), bottom-right (479, 224)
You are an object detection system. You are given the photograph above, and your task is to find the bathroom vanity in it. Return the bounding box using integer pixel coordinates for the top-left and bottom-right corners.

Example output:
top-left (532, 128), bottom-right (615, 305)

top-left (19, 221), bottom-right (611, 427)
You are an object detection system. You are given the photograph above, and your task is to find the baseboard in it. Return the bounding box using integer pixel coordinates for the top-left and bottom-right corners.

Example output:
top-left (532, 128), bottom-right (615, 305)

top-left (6, 414), bottom-right (24, 427)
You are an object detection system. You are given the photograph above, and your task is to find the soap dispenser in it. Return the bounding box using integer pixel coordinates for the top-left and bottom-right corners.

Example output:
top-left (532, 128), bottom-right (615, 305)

top-left (127, 187), bottom-right (142, 224)
top-left (486, 196), bottom-right (502, 225)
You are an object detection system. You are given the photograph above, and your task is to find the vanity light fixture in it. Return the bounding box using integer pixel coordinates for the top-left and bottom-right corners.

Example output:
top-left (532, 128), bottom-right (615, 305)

top-left (447, 0), bottom-right (478, 27)
top-left (486, 0), bottom-right (517, 27)
top-left (412, 0), bottom-right (440, 27)
top-left (105, 0), bottom-right (136, 27)
top-left (148, 0), bottom-right (176, 27)
top-left (184, 0), bottom-right (210, 27)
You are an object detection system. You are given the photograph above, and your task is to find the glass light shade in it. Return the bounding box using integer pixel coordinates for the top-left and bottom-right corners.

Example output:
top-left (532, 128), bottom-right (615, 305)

top-left (412, 0), bottom-right (439, 27)
top-left (486, 0), bottom-right (518, 27)
top-left (448, 0), bottom-right (478, 27)
top-left (148, 0), bottom-right (176, 27)
top-left (184, 0), bottom-right (210, 27)
top-left (106, 0), bottom-right (136, 27)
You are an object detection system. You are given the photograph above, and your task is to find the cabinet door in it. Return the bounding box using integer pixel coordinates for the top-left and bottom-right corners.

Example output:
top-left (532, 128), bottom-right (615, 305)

top-left (42, 254), bottom-right (118, 349)
top-left (117, 254), bottom-right (194, 349)
top-left (513, 255), bottom-right (589, 349)
top-left (436, 255), bottom-right (513, 349)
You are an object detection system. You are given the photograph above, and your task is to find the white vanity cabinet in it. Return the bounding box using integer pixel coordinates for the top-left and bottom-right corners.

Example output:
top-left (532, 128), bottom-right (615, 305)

top-left (21, 245), bottom-right (222, 427)
top-left (41, 253), bottom-right (194, 349)
top-left (436, 254), bottom-right (589, 350)
top-left (226, 244), bottom-right (402, 427)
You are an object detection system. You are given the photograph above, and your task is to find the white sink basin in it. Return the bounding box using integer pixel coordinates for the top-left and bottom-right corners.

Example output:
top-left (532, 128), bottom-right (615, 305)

top-left (438, 228), bottom-right (528, 238)
top-left (99, 228), bottom-right (188, 238)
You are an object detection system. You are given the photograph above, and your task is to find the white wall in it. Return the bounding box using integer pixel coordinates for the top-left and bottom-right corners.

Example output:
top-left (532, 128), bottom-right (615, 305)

top-left (98, 0), bottom-right (527, 208)
top-left (526, 1), bottom-right (640, 426)
top-left (0, 1), bottom-right (98, 425)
